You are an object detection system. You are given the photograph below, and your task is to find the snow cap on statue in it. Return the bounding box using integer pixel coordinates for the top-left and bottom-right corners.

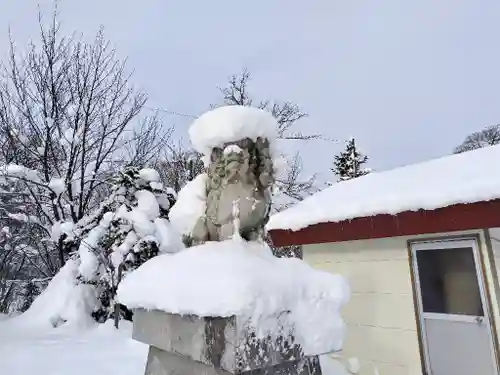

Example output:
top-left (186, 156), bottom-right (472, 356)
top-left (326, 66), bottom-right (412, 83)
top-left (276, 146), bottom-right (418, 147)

top-left (188, 105), bottom-right (278, 156)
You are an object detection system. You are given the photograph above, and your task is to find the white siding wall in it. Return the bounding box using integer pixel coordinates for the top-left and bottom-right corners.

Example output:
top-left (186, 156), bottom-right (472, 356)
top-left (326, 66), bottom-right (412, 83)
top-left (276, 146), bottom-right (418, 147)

top-left (303, 230), bottom-right (500, 375)
top-left (304, 237), bottom-right (422, 375)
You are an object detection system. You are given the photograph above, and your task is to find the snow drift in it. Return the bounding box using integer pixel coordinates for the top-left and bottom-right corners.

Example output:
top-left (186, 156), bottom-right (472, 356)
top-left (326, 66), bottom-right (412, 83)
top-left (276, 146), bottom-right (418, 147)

top-left (169, 173), bottom-right (208, 238)
top-left (15, 259), bottom-right (97, 329)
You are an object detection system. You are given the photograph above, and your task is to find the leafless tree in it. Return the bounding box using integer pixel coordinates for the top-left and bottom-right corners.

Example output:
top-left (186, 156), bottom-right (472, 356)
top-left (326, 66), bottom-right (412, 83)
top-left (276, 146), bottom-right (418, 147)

top-left (216, 70), bottom-right (322, 258)
top-left (454, 124), bottom-right (500, 154)
top-left (219, 69), bottom-right (318, 141)
top-left (217, 69), bottom-right (320, 206)
top-left (155, 141), bottom-right (205, 193)
top-left (0, 247), bottom-right (25, 312)
top-left (0, 10), bottom-right (171, 283)
top-left (154, 70), bottom-right (319, 204)
top-left (276, 153), bottom-right (317, 205)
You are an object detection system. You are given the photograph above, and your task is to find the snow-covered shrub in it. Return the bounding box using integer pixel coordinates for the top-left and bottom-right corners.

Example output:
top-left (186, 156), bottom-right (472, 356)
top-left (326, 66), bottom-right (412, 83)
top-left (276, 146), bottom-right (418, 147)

top-left (21, 166), bottom-right (182, 327)
top-left (74, 166), bottom-right (181, 324)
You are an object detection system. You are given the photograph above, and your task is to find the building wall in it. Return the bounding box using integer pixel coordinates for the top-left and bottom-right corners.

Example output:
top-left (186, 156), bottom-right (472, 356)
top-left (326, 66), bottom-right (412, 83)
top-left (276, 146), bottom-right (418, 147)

top-left (485, 228), bottom-right (500, 340)
top-left (303, 229), bottom-right (500, 375)
top-left (487, 228), bottom-right (500, 293)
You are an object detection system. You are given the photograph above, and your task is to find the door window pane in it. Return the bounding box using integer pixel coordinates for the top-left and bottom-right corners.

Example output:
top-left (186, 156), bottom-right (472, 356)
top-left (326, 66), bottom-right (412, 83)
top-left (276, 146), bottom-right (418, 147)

top-left (416, 247), bottom-right (484, 316)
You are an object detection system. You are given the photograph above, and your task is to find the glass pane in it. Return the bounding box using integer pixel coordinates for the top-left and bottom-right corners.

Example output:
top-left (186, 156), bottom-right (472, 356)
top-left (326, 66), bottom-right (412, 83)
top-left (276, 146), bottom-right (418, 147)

top-left (416, 247), bottom-right (484, 316)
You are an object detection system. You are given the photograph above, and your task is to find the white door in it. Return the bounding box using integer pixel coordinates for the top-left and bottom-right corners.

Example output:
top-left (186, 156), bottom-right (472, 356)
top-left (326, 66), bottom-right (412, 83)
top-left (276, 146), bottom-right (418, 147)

top-left (411, 239), bottom-right (499, 375)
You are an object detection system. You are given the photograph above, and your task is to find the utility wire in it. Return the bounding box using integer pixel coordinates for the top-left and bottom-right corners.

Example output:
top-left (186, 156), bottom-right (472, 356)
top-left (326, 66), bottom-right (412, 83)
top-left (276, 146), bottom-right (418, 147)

top-left (142, 105), bottom-right (339, 142)
top-left (140, 104), bottom-right (198, 119)
top-left (137, 104), bottom-right (336, 142)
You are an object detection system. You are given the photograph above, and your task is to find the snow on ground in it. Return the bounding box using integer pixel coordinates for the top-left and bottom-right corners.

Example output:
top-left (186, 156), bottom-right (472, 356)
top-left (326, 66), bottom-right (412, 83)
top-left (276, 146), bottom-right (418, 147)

top-left (118, 238), bottom-right (349, 355)
top-left (320, 356), bottom-right (351, 375)
top-left (268, 144), bottom-right (500, 231)
top-left (0, 318), bottom-right (148, 375)
top-left (0, 315), bottom-right (348, 375)
top-left (0, 313), bottom-right (9, 321)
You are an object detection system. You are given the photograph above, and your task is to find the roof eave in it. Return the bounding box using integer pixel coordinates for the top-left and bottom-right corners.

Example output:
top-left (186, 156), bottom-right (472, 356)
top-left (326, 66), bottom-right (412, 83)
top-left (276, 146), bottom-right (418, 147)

top-left (268, 199), bottom-right (500, 247)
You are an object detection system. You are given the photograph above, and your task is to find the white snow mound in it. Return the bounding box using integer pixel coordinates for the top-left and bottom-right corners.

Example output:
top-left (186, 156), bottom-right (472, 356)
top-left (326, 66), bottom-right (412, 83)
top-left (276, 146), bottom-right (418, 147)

top-left (189, 105), bottom-right (278, 156)
top-left (117, 239), bottom-right (349, 354)
top-left (169, 173), bottom-right (208, 237)
top-left (0, 318), bottom-right (340, 375)
top-left (16, 259), bottom-right (97, 329)
top-left (49, 178), bottom-right (65, 195)
top-left (139, 168), bottom-right (161, 183)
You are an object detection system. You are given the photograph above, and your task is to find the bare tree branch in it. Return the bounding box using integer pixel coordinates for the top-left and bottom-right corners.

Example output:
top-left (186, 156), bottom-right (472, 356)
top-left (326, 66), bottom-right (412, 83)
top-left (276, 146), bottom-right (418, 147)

top-left (216, 70), bottom-right (320, 205)
top-left (0, 8), bottom-right (169, 287)
top-left (454, 124), bottom-right (500, 154)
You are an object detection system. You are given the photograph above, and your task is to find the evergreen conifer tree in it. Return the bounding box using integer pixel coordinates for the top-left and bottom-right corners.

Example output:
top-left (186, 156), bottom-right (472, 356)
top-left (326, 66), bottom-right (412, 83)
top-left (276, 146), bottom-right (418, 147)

top-left (332, 138), bottom-right (371, 181)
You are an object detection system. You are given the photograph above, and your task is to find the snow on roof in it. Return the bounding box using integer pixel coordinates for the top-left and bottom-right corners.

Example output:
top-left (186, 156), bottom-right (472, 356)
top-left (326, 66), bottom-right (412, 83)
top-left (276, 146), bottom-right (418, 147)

top-left (267, 145), bottom-right (500, 232)
top-left (189, 105), bottom-right (278, 156)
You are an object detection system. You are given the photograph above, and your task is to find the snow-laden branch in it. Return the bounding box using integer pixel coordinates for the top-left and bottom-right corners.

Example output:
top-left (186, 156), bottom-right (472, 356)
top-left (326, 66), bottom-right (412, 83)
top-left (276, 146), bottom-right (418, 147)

top-left (1, 164), bottom-right (43, 185)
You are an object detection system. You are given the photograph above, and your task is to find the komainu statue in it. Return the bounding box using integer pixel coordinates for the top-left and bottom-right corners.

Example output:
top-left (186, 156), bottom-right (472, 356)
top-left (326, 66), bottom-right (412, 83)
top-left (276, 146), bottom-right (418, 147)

top-left (191, 136), bottom-right (274, 243)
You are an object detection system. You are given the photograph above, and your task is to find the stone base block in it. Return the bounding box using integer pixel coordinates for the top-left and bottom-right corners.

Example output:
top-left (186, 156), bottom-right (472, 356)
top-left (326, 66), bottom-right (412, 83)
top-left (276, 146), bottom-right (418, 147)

top-left (133, 309), bottom-right (322, 375)
top-left (145, 346), bottom-right (322, 375)
top-left (145, 346), bottom-right (230, 375)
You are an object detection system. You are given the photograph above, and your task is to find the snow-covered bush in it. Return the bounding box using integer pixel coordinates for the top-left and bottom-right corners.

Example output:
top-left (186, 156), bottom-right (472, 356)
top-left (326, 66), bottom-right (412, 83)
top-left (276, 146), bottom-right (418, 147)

top-left (21, 166), bottom-right (182, 327)
top-left (74, 167), bottom-right (181, 324)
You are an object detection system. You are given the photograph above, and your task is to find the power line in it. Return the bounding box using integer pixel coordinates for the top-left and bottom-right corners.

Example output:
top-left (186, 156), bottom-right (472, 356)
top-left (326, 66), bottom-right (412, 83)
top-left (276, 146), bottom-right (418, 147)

top-left (138, 104), bottom-right (336, 142)
top-left (141, 104), bottom-right (198, 119)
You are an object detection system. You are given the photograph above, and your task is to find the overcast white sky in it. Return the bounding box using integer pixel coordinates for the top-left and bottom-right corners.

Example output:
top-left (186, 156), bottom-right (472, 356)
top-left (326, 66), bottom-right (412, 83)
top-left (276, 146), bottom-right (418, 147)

top-left (2, 0), bottom-right (500, 181)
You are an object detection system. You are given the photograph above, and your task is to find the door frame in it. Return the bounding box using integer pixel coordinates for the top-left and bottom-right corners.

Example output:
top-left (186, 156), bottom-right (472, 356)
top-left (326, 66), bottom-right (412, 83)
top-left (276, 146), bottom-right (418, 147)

top-left (409, 236), bottom-right (500, 375)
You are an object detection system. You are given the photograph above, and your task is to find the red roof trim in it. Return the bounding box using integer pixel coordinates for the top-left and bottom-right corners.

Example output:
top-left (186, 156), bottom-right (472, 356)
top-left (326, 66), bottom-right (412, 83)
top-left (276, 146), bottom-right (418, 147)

top-left (268, 199), bottom-right (500, 247)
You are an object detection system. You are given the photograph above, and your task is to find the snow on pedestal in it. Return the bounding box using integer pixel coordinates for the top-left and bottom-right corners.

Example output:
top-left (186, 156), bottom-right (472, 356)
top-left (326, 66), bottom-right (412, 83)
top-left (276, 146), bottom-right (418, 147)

top-left (117, 239), bottom-right (349, 374)
top-left (118, 239), bottom-right (349, 354)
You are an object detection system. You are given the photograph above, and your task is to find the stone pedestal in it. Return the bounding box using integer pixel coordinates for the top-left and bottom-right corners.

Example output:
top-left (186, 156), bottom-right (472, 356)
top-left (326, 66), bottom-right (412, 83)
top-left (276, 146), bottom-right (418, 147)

top-left (133, 309), bottom-right (322, 375)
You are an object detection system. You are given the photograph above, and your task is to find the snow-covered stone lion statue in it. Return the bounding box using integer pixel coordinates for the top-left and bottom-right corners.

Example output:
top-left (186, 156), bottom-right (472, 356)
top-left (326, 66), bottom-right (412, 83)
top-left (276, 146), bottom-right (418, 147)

top-left (169, 105), bottom-right (278, 245)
